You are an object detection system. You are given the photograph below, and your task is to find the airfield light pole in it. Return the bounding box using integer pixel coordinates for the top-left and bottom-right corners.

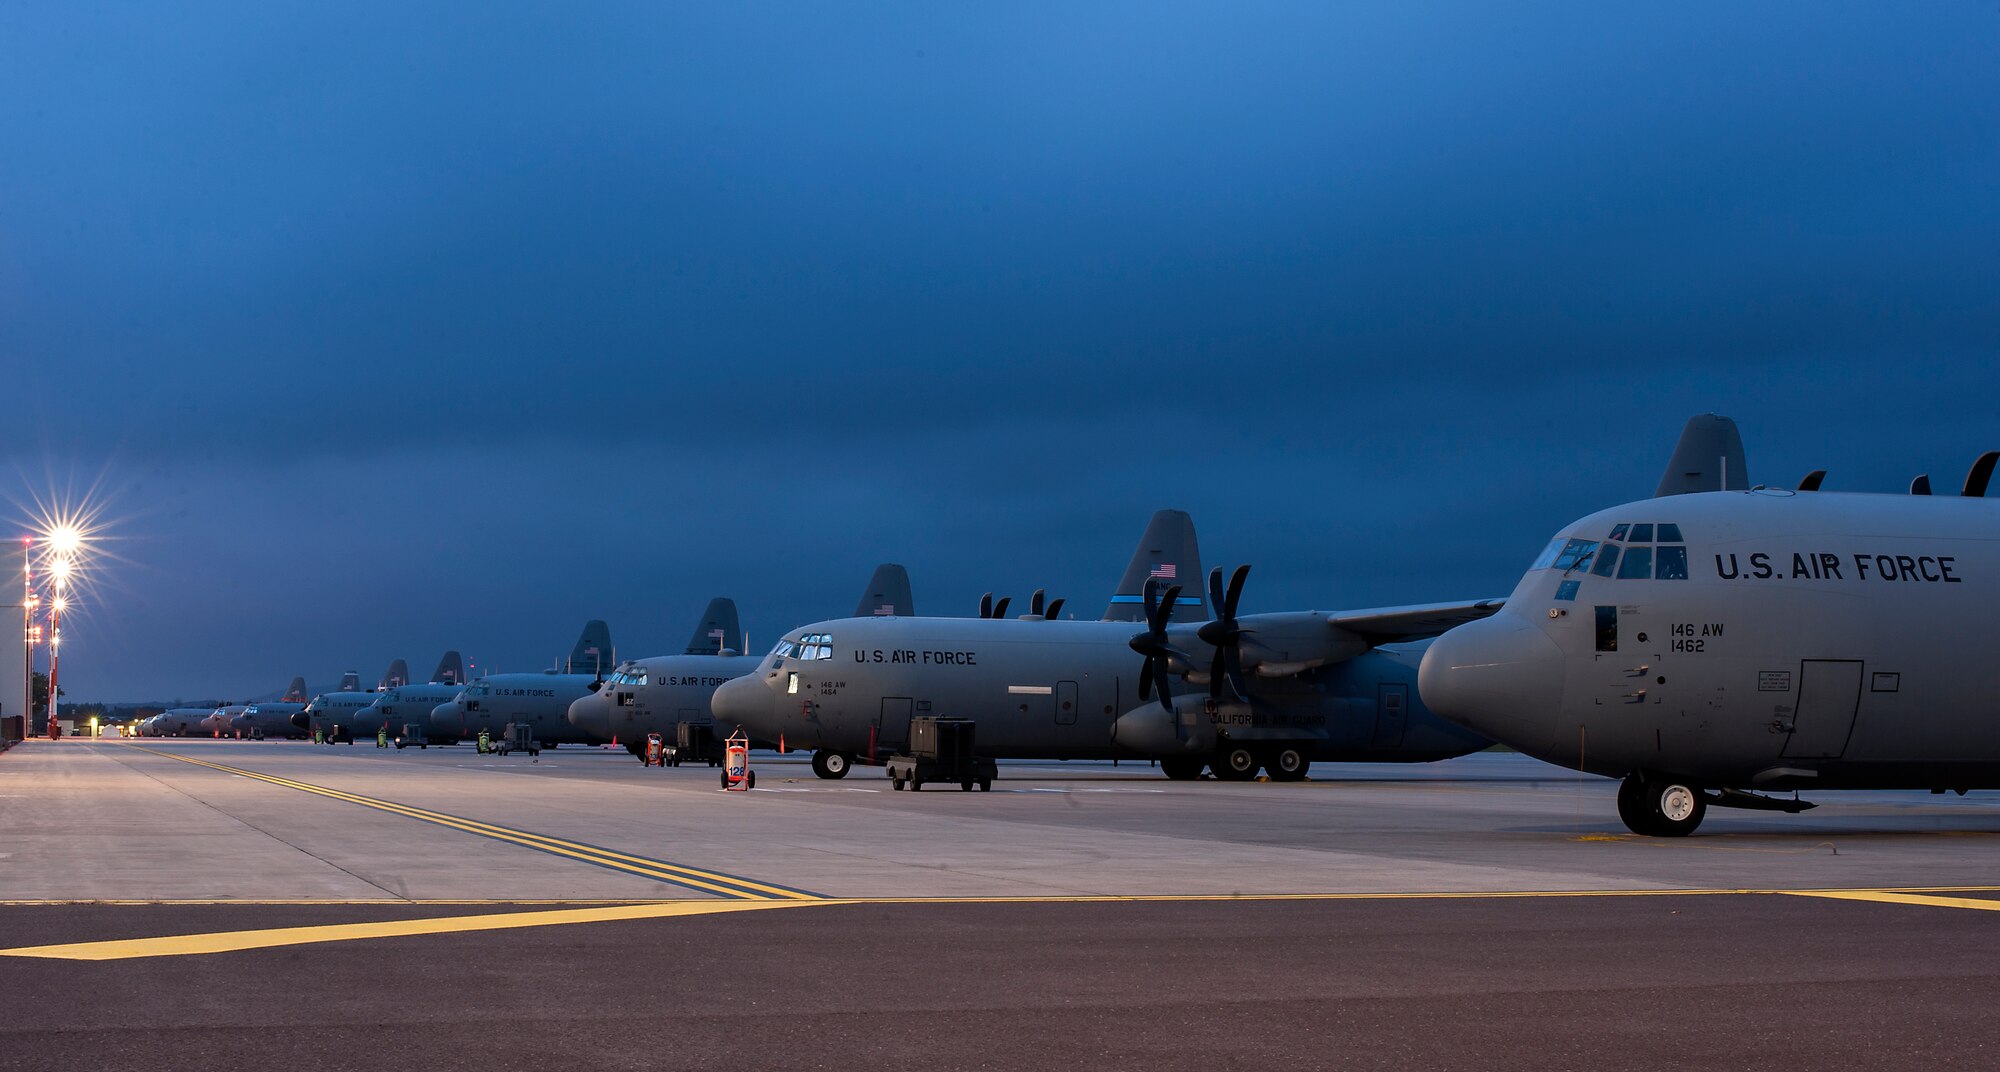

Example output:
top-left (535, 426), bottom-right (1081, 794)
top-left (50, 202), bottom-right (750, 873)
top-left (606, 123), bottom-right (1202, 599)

top-left (47, 559), bottom-right (69, 737)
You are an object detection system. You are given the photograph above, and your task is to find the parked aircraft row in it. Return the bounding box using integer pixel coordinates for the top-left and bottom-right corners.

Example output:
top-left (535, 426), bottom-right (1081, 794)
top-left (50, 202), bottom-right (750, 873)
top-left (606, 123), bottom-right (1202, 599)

top-left (143, 415), bottom-right (1999, 837)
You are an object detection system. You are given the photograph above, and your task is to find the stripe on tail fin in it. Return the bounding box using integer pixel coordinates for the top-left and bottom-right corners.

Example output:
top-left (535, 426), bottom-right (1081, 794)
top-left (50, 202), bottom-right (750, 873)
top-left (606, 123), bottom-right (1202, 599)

top-left (684, 599), bottom-right (742, 655)
top-left (283, 677), bottom-right (309, 703)
top-left (1103, 510), bottom-right (1208, 623)
top-left (853, 563), bottom-right (915, 618)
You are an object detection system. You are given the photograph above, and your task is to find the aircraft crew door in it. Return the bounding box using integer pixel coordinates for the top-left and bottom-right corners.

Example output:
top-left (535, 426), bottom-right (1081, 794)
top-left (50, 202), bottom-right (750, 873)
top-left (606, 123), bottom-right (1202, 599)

top-left (1373, 684), bottom-right (1408, 748)
top-left (1055, 681), bottom-right (1078, 725)
top-left (1782, 660), bottom-right (1864, 759)
top-left (878, 697), bottom-right (914, 752)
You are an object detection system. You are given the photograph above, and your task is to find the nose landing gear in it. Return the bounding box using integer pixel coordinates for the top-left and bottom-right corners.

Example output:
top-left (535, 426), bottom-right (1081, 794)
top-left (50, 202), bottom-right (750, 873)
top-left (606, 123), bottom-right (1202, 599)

top-left (1617, 773), bottom-right (1708, 837)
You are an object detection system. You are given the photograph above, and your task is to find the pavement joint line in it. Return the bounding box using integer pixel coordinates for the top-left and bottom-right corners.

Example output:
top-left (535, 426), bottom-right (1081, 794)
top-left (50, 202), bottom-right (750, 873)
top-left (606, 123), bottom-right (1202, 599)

top-left (10, 886), bottom-right (2000, 961)
top-left (123, 744), bottom-right (818, 901)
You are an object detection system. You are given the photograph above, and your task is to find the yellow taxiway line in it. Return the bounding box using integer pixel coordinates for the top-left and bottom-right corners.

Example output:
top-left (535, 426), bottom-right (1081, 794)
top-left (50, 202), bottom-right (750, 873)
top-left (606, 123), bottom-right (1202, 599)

top-left (7, 886), bottom-right (2000, 961)
top-left (121, 745), bottom-right (813, 901)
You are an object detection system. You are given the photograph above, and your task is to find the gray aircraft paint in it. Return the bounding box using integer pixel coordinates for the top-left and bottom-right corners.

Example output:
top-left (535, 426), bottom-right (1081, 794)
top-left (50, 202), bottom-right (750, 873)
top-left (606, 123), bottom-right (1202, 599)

top-left (710, 512), bottom-right (1497, 777)
top-left (296, 659), bottom-right (408, 737)
top-left (145, 707), bottom-right (219, 737)
top-left (711, 613), bottom-right (1490, 767)
top-left (234, 676), bottom-right (312, 737)
top-left (200, 705), bottom-right (246, 735)
top-left (430, 622), bottom-right (615, 744)
top-left (1421, 484), bottom-right (2000, 832)
top-left (569, 572), bottom-right (918, 748)
top-left (352, 652), bottom-right (467, 736)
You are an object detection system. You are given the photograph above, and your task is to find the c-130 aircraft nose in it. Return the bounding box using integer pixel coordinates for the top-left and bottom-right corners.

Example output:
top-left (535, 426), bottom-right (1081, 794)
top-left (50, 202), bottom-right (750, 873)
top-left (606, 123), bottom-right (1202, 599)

top-left (710, 674), bottom-right (775, 739)
top-left (1419, 613), bottom-right (1566, 753)
top-left (567, 691), bottom-right (611, 740)
top-left (429, 700), bottom-right (465, 742)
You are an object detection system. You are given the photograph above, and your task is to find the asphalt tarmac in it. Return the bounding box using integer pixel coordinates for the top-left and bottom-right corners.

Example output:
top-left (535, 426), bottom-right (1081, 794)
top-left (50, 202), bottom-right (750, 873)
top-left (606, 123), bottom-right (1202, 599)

top-left (4, 737), bottom-right (2000, 1070)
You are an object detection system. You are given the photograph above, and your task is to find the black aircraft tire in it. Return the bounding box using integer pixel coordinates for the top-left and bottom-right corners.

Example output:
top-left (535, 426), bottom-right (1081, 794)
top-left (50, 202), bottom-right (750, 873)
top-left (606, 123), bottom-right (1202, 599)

top-left (1212, 745), bottom-right (1260, 781)
top-left (812, 751), bottom-right (852, 780)
top-left (1159, 757), bottom-right (1204, 781)
top-left (1619, 774), bottom-right (1706, 837)
top-left (720, 770), bottom-right (730, 789)
top-left (1267, 746), bottom-right (1309, 782)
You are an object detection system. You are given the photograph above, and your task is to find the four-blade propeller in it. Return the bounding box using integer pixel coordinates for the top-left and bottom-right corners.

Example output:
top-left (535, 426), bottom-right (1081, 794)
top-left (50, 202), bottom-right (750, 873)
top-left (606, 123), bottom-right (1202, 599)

top-left (1196, 564), bottom-right (1251, 702)
top-left (1128, 577), bottom-right (1188, 710)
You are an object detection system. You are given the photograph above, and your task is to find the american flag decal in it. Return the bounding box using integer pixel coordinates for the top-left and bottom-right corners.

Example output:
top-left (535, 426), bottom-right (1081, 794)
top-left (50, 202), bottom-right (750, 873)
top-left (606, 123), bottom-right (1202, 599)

top-left (708, 629), bottom-right (726, 640)
top-left (1149, 563), bottom-right (1177, 579)
top-left (873, 604), bottom-right (896, 616)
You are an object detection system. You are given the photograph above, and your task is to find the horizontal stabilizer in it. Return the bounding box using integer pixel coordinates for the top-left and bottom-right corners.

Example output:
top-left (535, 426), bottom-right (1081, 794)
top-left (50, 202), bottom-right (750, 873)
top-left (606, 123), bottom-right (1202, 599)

top-left (854, 563), bottom-right (915, 618)
top-left (1328, 599), bottom-right (1507, 645)
top-left (1655, 414), bottom-right (1748, 496)
top-left (685, 598), bottom-right (742, 655)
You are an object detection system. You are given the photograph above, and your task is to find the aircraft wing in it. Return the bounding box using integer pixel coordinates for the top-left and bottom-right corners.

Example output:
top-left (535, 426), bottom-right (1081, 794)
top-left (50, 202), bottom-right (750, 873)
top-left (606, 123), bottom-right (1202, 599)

top-left (1326, 599), bottom-right (1507, 645)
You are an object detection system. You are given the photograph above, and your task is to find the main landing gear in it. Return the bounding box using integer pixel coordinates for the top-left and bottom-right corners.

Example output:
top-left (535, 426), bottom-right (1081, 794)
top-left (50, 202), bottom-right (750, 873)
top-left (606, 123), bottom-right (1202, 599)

top-left (1617, 773), bottom-right (1707, 837)
top-left (811, 750), bottom-right (852, 780)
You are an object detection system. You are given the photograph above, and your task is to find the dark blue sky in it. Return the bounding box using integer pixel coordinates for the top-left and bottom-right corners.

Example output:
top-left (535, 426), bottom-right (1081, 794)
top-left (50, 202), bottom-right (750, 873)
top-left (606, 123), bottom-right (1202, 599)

top-left (5, 3), bottom-right (1996, 701)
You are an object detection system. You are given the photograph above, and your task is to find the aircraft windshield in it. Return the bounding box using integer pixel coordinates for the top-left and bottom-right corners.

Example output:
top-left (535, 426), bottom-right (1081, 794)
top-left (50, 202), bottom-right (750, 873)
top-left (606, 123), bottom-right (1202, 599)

top-left (771, 634), bottom-right (834, 661)
top-left (608, 668), bottom-right (648, 686)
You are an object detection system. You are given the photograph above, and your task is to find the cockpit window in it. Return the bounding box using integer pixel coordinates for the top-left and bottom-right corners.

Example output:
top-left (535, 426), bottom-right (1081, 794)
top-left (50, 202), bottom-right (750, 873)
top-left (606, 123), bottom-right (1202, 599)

top-left (1530, 538), bottom-right (1565, 571)
top-left (791, 632), bottom-right (834, 660)
top-left (1628, 523), bottom-right (1654, 543)
top-left (1656, 523), bottom-right (1683, 543)
top-left (1590, 545), bottom-right (1620, 577)
top-left (1655, 545), bottom-right (1689, 580)
top-left (609, 669), bottom-right (648, 686)
top-left (1606, 524), bottom-right (1629, 542)
top-left (1553, 539), bottom-right (1599, 573)
top-left (1617, 546), bottom-right (1654, 579)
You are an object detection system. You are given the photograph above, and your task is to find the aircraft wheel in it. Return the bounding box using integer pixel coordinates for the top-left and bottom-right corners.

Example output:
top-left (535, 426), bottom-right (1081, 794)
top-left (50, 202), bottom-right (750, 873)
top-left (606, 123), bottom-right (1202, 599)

top-left (1266, 746), bottom-right (1309, 782)
top-left (811, 750), bottom-right (852, 780)
top-left (1211, 745), bottom-right (1260, 781)
top-left (960, 780), bottom-right (973, 791)
top-left (1159, 757), bottom-right (1204, 781)
top-left (1619, 774), bottom-right (1706, 837)
top-left (910, 777), bottom-right (922, 791)
top-left (978, 779), bottom-right (991, 792)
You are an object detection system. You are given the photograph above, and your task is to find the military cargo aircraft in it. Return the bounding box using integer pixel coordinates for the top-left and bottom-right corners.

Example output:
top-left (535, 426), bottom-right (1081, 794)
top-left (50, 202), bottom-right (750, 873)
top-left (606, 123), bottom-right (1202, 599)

top-left (295, 660), bottom-right (412, 742)
top-left (232, 678), bottom-right (312, 739)
top-left (201, 705), bottom-right (246, 736)
top-left (429, 621), bottom-right (612, 745)
top-left (711, 510), bottom-right (1502, 781)
top-left (1421, 441), bottom-right (1999, 836)
top-left (568, 566), bottom-right (918, 760)
top-left (351, 652), bottom-right (466, 740)
top-left (143, 706), bottom-right (221, 737)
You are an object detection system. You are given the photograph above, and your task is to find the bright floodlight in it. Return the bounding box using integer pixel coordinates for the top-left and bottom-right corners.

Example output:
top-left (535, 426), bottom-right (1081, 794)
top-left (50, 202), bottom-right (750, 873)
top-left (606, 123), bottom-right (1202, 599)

top-left (52, 597), bottom-right (67, 612)
top-left (50, 558), bottom-right (72, 581)
top-left (47, 526), bottom-right (82, 556)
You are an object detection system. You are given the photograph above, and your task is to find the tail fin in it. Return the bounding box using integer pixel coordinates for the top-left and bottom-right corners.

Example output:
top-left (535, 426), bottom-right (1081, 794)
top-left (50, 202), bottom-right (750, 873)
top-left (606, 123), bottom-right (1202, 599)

top-left (283, 677), bottom-right (308, 703)
top-left (338, 670), bottom-right (361, 693)
top-left (1655, 414), bottom-right (1749, 496)
top-left (682, 598), bottom-right (742, 654)
top-left (1103, 509), bottom-right (1207, 623)
top-left (853, 563), bottom-right (915, 618)
top-left (431, 651), bottom-right (464, 685)
top-left (568, 619), bottom-right (612, 676)
top-left (379, 660), bottom-right (410, 690)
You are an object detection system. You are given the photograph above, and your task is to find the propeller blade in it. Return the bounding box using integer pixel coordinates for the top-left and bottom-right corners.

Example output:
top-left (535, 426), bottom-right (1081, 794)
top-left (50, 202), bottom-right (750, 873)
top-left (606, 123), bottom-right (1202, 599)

top-left (1911, 474), bottom-right (1932, 496)
top-left (1798, 470), bottom-right (1826, 492)
top-left (992, 596), bottom-right (1011, 619)
top-left (1044, 598), bottom-right (1065, 621)
top-left (1963, 451), bottom-right (1998, 498)
top-left (979, 593), bottom-right (994, 619)
top-left (1031, 589), bottom-right (1046, 616)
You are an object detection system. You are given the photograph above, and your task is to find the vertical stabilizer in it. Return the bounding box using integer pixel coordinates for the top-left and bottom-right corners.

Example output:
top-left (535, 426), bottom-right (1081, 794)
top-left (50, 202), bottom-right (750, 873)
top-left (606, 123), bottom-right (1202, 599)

top-left (379, 660), bottom-right (410, 690)
top-left (338, 670), bottom-right (361, 693)
top-left (1655, 414), bottom-right (1749, 496)
top-left (568, 620), bottom-right (612, 676)
top-left (431, 651), bottom-right (464, 685)
top-left (684, 599), bottom-right (742, 655)
top-left (283, 677), bottom-right (308, 703)
top-left (853, 563), bottom-right (915, 618)
top-left (1102, 509), bottom-right (1208, 623)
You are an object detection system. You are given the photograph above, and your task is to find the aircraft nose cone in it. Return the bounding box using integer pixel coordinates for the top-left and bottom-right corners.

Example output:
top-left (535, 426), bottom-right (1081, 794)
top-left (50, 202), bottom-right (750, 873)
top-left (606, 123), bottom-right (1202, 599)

top-left (430, 702), bottom-right (464, 742)
top-left (568, 693), bottom-right (611, 741)
top-left (1419, 613), bottom-right (1566, 754)
top-left (711, 675), bottom-right (774, 738)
